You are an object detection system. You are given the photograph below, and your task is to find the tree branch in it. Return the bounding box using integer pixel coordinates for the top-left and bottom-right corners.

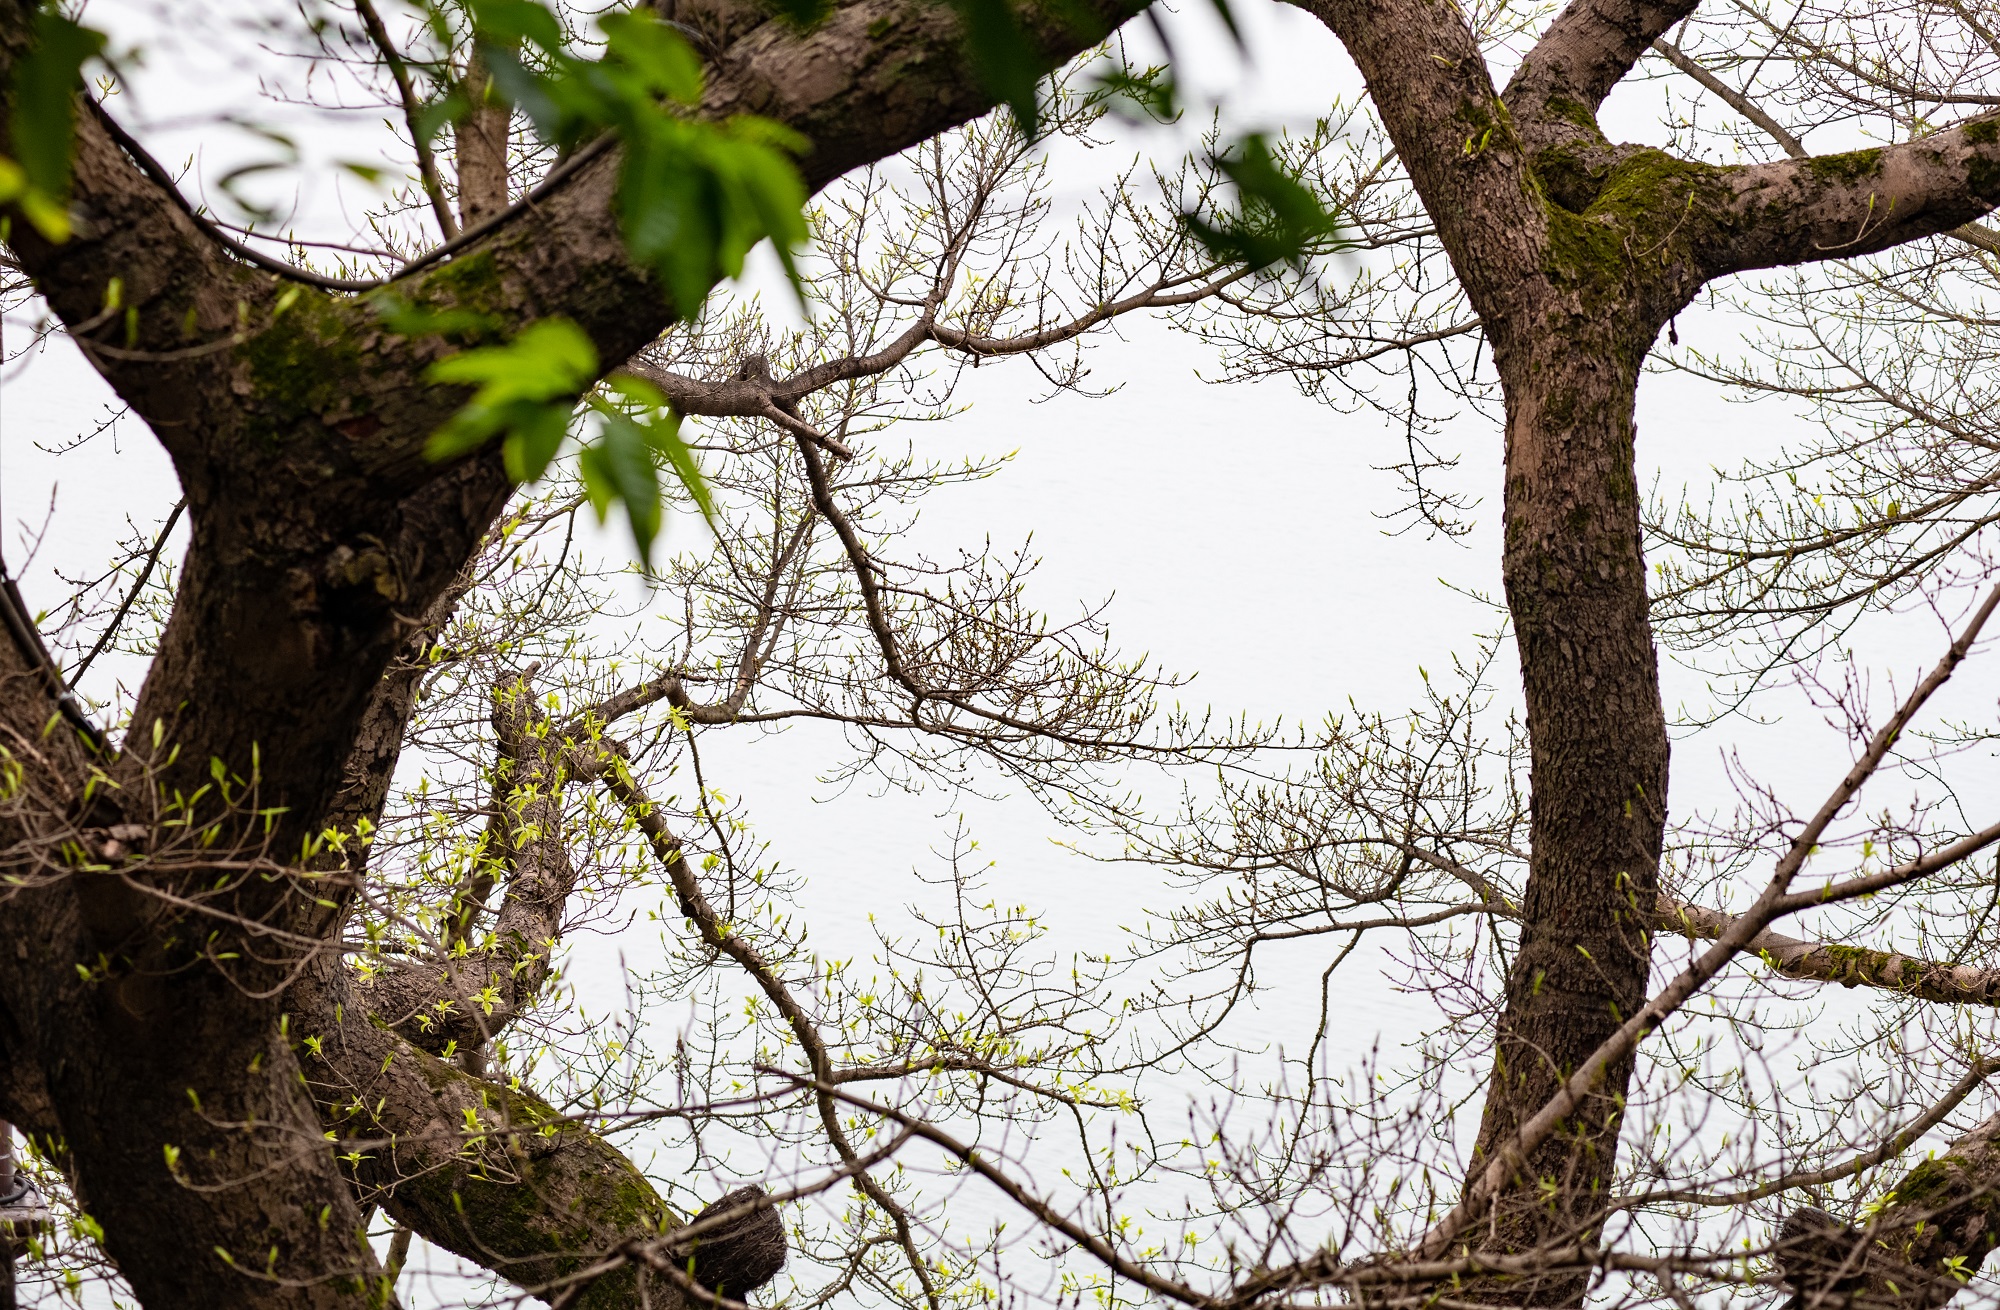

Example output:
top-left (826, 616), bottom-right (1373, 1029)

top-left (1652, 37), bottom-right (2000, 257)
top-left (1706, 111), bottom-right (2000, 278)
top-left (1283, 0), bottom-right (1548, 323)
top-left (0, 5), bottom-right (1155, 1305)
top-left (1652, 898), bottom-right (2000, 1007)
top-left (291, 958), bottom-right (683, 1310)
top-left (574, 735), bottom-right (951, 1310)
top-left (359, 670), bottom-right (580, 1055)
top-left (1505, 0), bottom-right (1702, 146)
top-left (351, 0), bottom-right (459, 241)
top-left (1409, 583), bottom-right (2000, 1262)
top-left (1776, 1111), bottom-right (2000, 1309)
top-left (65, 499), bottom-right (183, 686)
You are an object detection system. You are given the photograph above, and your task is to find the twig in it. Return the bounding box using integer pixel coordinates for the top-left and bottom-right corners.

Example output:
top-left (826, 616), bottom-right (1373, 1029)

top-left (1654, 38), bottom-right (2000, 255)
top-left (69, 499), bottom-right (183, 684)
top-left (351, 0), bottom-right (460, 242)
top-left (1411, 583), bottom-right (2000, 1260)
top-left (574, 737), bottom-right (945, 1310)
top-left (1617, 1057), bottom-right (1995, 1207)
top-left (90, 100), bottom-right (614, 294)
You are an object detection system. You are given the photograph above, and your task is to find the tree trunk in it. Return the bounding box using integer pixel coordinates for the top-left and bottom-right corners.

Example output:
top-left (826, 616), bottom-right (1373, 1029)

top-left (15, 916), bottom-right (381, 1310)
top-left (1468, 328), bottom-right (1670, 1299)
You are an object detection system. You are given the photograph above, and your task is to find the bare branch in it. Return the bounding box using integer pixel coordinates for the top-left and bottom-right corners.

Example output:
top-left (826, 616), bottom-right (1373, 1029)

top-left (351, 0), bottom-right (460, 241)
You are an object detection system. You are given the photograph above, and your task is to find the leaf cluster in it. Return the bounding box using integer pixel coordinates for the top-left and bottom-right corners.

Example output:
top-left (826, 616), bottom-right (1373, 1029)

top-left (463, 0), bottom-right (809, 313)
top-left (421, 315), bottom-right (713, 559)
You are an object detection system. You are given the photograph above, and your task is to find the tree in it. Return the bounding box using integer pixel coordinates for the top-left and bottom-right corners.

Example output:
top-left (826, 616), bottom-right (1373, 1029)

top-left (0, 4), bottom-right (1160, 1307)
top-left (7, 1), bottom-right (2000, 1310)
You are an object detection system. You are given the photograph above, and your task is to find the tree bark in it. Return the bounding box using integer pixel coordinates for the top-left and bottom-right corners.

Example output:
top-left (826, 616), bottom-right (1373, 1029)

top-left (1278, 2), bottom-right (1675, 1293)
top-left (1275, 0), bottom-right (2000, 1293)
top-left (290, 960), bottom-right (675, 1310)
top-left (1469, 330), bottom-right (1669, 1297)
top-left (0, 2), bottom-right (1155, 1305)
top-left (454, 47), bottom-right (510, 228)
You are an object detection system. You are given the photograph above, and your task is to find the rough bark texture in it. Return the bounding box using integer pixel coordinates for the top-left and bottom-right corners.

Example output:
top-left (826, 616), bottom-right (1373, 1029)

top-left (0, 2), bottom-right (1147, 1306)
top-left (1474, 338), bottom-right (1668, 1291)
top-left (455, 48), bottom-right (512, 229)
top-left (290, 960), bottom-right (672, 1310)
top-left (1278, 0), bottom-right (2000, 1300)
top-left (1778, 1115), bottom-right (2000, 1309)
top-left (1654, 899), bottom-right (2000, 1007)
top-left (355, 673), bottom-right (580, 1055)
top-left (684, 1186), bottom-right (788, 1297)
top-left (7, 0), bottom-right (2000, 1303)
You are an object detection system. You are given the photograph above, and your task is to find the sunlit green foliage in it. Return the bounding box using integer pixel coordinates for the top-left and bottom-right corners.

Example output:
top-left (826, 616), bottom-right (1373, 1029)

top-left (462, 0), bottom-right (810, 312)
top-left (419, 316), bottom-right (713, 559)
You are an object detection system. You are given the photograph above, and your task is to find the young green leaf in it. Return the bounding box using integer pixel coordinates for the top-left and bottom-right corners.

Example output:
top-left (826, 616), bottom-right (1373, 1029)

top-left (1090, 64), bottom-right (1180, 125)
top-left (462, 0), bottom-right (567, 55)
top-left (457, 4), bottom-right (811, 314)
top-left (370, 293), bottom-right (502, 343)
top-left (598, 375), bottom-right (718, 530)
top-left (4, 6), bottom-right (107, 240)
top-left (579, 411), bottom-right (664, 558)
top-left (598, 11), bottom-right (703, 103)
top-left (945, 0), bottom-right (1044, 138)
top-left (13, 7), bottom-right (104, 196)
top-left (1182, 132), bottom-right (1345, 272)
top-left (424, 316), bottom-right (599, 475)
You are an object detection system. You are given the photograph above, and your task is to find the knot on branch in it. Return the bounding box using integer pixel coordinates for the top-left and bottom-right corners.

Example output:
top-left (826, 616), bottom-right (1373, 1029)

top-left (1776, 1205), bottom-right (1960, 1310)
top-left (1777, 1206), bottom-right (1870, 1307)
top-left (679, 1184), bottom-right (787, 1297)
top-left (92, 822), bottom-right (149, 860)
top-left (322, 538), bottom-right (406, 605)
top-left (731, 352), bottom-right (854, 459)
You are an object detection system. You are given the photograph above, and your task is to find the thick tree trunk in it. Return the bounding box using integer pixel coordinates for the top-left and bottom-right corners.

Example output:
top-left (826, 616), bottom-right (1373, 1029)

top-left (0, 2), bottom-right (1160, 1303)
top-left (0, 627), bottom-right (382, 1310)
top-left (17, 921), bottom-right (380, 1310)
top-left (1468, 330), bottom-right (1670, 1299)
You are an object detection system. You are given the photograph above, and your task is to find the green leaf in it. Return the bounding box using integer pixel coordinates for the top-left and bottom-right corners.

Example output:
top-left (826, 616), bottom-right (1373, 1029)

top-left (370, 293), bottom-right (502, 343)
top-left (649, 410), bottom-right (716, 529)
top-left (411, 88), bottom-right (470, 148)
top-left (613, 112), bottom-right (810, 314)
top-left (457, 3), bottom-right (811, 317)
top-left (597, 376), bottom-right (718, 534)
top-left (477, 41), bottom-right (566, 144)
top-left (582, 411), bottom-right (664, 558)
top-left (12, 6), bottom-right (104, 196)
top-left (416, 0), bottom-right (804, 566)
top-left (500, 399), bottom-right (573, 482)
top-left (945, 0), bottom-right (1043, 138)
top-left (462, 0), bottom-right (566, 54)
top-left (1091, 64), bottom-right (1180, 125)
top-left (429, 315), bottom-right (597, 393)
top-left (424, 316), bottom-right (598, 466)
top-left (1182, 132), bottom-right (1345, 272)
top-left (599, 11), bottom-right (702, 104)
top-left (3, 6), bottom-right (106, 240)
